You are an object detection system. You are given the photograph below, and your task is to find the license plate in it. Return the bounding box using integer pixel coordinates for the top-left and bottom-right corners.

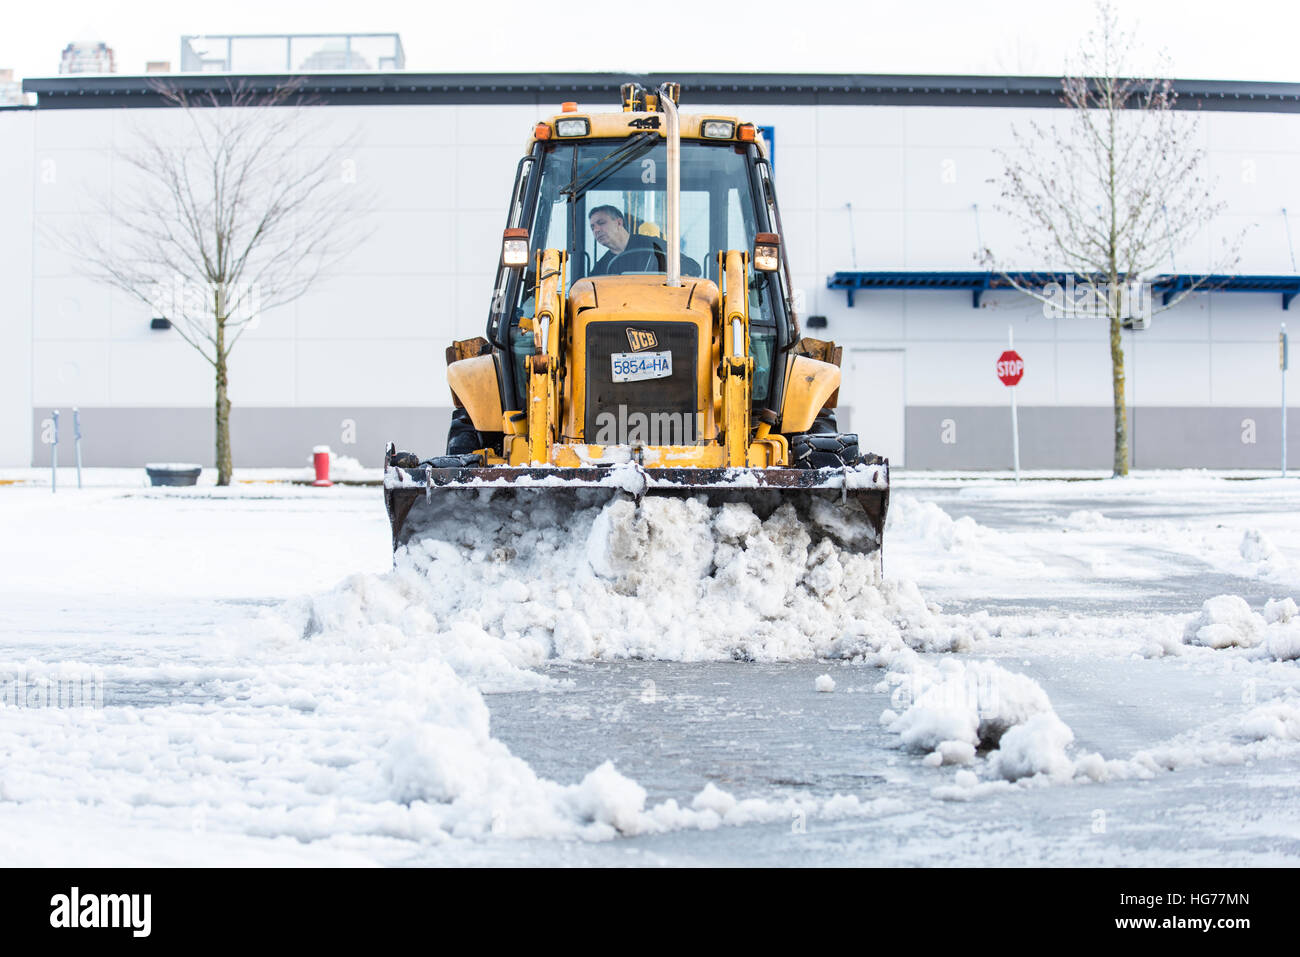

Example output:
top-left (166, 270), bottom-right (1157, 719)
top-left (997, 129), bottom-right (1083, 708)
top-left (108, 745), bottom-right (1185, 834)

top-left (611, 351), bottom-right (673, 383)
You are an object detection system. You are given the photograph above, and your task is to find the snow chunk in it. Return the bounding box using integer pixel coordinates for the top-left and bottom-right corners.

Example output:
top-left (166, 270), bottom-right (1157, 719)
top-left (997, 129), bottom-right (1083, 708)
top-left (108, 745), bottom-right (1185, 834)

top-left (886, 496), bottom-right (983, 551)
top-left (1264, 597), bottom-right (1297, 624)
top-left (887, 659), bottom-right (1057, 753)
top-left (1183, 595), bottom-right (1264, 649)
top-left (814, 674), bottom-right (836, 693)
top-left (990, 713), bottom-right (1076, 781)
top-left (1240, 528), bottom-right (1281, 564)
top-left (690, 782), bottom-right (738, 817)
top-left (563, 761), bottom-right (648, 835)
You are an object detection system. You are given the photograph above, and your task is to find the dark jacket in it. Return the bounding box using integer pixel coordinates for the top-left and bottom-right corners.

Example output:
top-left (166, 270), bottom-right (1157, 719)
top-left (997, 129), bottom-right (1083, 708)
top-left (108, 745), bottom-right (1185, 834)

top-left (590, 234), bottom-right (665, 276)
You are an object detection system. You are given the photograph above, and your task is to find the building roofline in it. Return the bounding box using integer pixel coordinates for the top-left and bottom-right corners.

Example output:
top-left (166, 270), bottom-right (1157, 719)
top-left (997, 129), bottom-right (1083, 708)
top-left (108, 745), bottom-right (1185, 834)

top-left (20, 72), bottom-right (1300, 112)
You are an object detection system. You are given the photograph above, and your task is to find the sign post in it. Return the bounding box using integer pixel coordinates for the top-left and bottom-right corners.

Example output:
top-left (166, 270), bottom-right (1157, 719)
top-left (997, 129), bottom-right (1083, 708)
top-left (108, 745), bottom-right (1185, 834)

top-left (997, 331), bottom-right (1025, 483)
top-left (1283, 323), bottom-right (1289, 478)
top-left (50, 409), bottom-right (60, 494)
top-left (73, 407), bottom-right (84, 489)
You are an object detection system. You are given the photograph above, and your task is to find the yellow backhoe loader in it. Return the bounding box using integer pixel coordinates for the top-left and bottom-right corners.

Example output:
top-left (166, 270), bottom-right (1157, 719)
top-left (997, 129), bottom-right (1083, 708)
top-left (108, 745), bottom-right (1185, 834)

top-left (384, 82), bottom-right (888, 556)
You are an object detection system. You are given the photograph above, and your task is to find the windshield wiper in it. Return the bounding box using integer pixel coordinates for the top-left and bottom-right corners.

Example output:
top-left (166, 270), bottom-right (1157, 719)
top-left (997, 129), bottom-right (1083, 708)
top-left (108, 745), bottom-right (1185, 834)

top-left (560, 132), bottom-right (658, 199)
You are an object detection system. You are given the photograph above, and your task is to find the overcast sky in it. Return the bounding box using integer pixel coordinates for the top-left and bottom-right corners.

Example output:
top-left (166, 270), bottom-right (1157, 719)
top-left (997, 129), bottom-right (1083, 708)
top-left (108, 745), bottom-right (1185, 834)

top-left (4, 0), bottom-right (1298, 84)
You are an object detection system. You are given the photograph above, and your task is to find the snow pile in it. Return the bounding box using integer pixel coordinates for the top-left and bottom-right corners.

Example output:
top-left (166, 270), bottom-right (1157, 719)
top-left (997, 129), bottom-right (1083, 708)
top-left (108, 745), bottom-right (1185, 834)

top-left (879, 658), bottom-right (1076, 781)
top-left (1240, 528), bottom-right (1281, 564)
top-left (1237, 528), bottom-right (1294, 582)
top-left (376, 489), bottom-right (954, 664)
top-left (1182, 594), bottom-right (1300, 660)
top-left (886, 495), bottom-right (984, 552)
top-left (1102, 692), bottom-right (1300, 780)
top-left (1063, 509), bottom-right (1107, 529)
top-left (241, 488), bottom-right (972, 842)
top-left (1239, 698), bottom-right (1300, 742)
top-left (883, 494), bottom-right (1048, 582)
top-left (1183, 595), bottom-right (1264, 649)
top-left (989, 714), bottom-right (1076, 781)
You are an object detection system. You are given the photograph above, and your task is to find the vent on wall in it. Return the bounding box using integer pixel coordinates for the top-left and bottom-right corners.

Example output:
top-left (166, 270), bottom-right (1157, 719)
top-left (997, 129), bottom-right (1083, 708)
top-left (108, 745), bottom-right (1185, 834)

top-left (150, 318), bottom-right (172, 330)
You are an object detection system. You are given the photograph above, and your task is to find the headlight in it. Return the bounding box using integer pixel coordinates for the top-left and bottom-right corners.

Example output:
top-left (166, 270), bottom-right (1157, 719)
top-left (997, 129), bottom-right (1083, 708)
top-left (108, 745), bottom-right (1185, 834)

top-left (701, 120), bottom-right (735, 139)
top-left (555, 117), bottom-right (590, 137)
top-left (502, 228), bottom-right (530, 268)
top-left (753, 232), bottom-right (780, 272)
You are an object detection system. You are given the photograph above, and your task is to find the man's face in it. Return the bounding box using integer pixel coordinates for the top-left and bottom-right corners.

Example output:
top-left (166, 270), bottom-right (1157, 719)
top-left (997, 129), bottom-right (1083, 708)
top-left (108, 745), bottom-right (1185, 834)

top-left (589, 212), bottom-right (628, 254)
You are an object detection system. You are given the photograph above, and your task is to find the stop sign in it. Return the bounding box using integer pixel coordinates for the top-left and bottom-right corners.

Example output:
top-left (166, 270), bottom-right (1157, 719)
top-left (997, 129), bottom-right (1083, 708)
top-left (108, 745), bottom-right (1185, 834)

top-left (996, 350), bottom-right (1024, 386)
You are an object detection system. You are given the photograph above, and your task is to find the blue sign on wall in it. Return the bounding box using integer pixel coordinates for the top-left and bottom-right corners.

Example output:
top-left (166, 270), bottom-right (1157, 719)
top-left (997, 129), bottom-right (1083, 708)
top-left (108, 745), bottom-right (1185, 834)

top-left (758, 125), bottom-right (775, 165)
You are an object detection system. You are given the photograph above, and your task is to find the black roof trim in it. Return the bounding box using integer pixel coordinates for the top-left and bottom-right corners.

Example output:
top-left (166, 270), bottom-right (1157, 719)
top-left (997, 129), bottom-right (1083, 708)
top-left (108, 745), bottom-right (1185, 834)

top-left (20, 72), bottom-right (1300, 113)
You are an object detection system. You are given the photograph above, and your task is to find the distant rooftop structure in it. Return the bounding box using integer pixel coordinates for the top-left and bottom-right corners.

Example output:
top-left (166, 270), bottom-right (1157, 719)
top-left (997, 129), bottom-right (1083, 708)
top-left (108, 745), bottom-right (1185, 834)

top-left (59, 41), bottom-right (116, 75)
top-left (0, 68), bottom-right (23, 105)
top-left (180, 34), bottom-right (405, 73)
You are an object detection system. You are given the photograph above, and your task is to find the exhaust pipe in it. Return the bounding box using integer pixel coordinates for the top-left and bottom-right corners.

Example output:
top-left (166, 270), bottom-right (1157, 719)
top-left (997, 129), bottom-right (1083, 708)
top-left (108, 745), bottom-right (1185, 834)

top-left (659, 83), bottom-right (681, 287)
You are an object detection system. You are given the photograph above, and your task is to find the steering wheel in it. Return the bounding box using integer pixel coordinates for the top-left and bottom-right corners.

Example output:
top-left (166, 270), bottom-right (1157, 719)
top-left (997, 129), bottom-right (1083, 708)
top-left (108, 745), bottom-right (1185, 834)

top-left (603, 247), bottom-right (664, 275)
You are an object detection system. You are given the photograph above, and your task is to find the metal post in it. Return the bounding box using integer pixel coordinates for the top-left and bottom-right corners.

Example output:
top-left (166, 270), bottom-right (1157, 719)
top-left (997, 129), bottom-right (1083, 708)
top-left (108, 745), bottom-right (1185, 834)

top-left (73, 407), bottom-right (83, 489)
top-left (1010, 327), bottom-right (1021, 484)
top-left (51, 409), bottom-right (59, 493)
top-left (1283, 322), bottom-right (1289, 478)
top-left (658, 84), bottom-right (681, 287)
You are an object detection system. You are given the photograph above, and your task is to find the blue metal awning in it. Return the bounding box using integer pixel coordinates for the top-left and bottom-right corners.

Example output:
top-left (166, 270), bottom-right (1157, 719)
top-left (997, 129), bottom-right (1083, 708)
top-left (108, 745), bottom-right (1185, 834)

top-left (1150, 274), bottom-right (1300, 310)
top-left (827, 271), bottom-right (1300, 310)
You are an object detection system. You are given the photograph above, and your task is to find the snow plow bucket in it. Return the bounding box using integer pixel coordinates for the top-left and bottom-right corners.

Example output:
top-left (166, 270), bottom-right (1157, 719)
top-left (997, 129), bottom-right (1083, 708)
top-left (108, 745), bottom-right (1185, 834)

top-left (383, 446), bottom-right (889, 556)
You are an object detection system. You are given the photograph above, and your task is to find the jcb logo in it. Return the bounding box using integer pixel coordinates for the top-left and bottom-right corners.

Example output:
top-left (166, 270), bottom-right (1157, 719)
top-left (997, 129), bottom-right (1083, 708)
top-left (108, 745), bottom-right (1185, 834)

top-left (626, 328), bottom-right (658, 351)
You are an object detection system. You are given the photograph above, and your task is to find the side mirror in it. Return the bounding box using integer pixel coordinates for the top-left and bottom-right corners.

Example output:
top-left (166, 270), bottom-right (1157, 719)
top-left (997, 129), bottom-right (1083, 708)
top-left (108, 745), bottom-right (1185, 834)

top-left (502, 228), bottom-right (529, 269)
top-left (753, 232), bottom-right (780, 272)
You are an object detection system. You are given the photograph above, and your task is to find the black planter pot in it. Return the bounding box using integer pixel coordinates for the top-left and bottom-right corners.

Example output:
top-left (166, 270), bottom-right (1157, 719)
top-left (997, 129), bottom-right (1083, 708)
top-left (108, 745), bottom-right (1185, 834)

top-left (145, 464), bottom-right (202, 487)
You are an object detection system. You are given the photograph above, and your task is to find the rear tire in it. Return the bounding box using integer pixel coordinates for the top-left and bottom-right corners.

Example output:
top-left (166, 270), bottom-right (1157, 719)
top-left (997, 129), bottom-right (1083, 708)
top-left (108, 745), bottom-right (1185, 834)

top-left (788, 407), bottom-right (859, 468)
top-left (446, 408), bottom-right (503, 457)
top-left (789, 431), bottom-right (860, 469)
top-left (446, 408), bottom-right (479, 455)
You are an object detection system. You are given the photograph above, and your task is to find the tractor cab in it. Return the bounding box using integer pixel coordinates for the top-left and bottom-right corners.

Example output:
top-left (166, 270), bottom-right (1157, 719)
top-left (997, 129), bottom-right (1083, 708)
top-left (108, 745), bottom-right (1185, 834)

top-left (488, 84), bottom-right (796, 416)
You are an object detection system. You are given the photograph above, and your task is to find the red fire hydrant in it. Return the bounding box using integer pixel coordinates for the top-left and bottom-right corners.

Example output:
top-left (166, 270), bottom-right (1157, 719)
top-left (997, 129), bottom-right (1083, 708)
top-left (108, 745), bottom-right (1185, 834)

top-left (312, 445), bottom-right (333, 487)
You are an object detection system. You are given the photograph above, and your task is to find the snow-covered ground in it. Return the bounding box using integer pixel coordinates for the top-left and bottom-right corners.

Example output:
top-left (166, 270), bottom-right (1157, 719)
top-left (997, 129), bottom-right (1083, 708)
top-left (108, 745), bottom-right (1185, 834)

top-left (1, 469), bottom-right (1297, 865)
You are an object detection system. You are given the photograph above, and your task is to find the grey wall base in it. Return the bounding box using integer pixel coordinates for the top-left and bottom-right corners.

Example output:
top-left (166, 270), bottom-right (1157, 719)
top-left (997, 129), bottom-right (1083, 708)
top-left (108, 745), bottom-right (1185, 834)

top-left (906, 406), bottom-right (1299, 470)
top-left (32, 404), bottom-right (1298, 470)
top-left (32, 407), bottom-right (452, 468)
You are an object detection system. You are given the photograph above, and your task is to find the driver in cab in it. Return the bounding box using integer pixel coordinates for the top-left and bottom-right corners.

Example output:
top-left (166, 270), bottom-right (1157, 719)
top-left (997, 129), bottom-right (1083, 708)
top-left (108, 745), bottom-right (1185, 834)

top-left (588, 205), bottom-right (663, 276)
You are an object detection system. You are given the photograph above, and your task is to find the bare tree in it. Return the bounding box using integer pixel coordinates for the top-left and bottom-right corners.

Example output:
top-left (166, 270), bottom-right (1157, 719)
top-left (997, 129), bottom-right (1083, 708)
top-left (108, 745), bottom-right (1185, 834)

top-left (68, 78), bottom-right (366, 485)
top-left (982, 0), bottom-right (1239, 476)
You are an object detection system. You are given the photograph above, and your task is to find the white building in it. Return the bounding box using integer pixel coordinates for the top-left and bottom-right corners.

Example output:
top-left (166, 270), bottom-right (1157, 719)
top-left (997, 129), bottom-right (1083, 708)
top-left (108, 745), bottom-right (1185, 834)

top-left (1, 73), bottom-right (1297, 469)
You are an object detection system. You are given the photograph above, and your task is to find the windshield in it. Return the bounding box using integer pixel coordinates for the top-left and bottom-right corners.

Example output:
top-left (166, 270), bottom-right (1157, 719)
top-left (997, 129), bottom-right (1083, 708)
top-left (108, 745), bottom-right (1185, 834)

top-left (525, 139), bottom-right (775, 317)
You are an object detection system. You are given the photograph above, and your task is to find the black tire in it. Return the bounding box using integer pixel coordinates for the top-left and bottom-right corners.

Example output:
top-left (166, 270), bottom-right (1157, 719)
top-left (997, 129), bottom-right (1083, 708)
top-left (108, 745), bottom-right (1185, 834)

top-left (808, 408), bottom-right (838, 434)
top-left (446, 408), bottom-right (503, 456)
top-left (789, 431), bottom-right (860, 469)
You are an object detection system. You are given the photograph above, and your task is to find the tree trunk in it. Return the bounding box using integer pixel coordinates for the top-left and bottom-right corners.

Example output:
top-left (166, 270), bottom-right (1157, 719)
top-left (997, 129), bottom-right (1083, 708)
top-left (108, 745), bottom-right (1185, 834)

top-left (215, 319), bottom-right (232, 486)
top-left (1109, 313), bottom-right (1129, 477)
